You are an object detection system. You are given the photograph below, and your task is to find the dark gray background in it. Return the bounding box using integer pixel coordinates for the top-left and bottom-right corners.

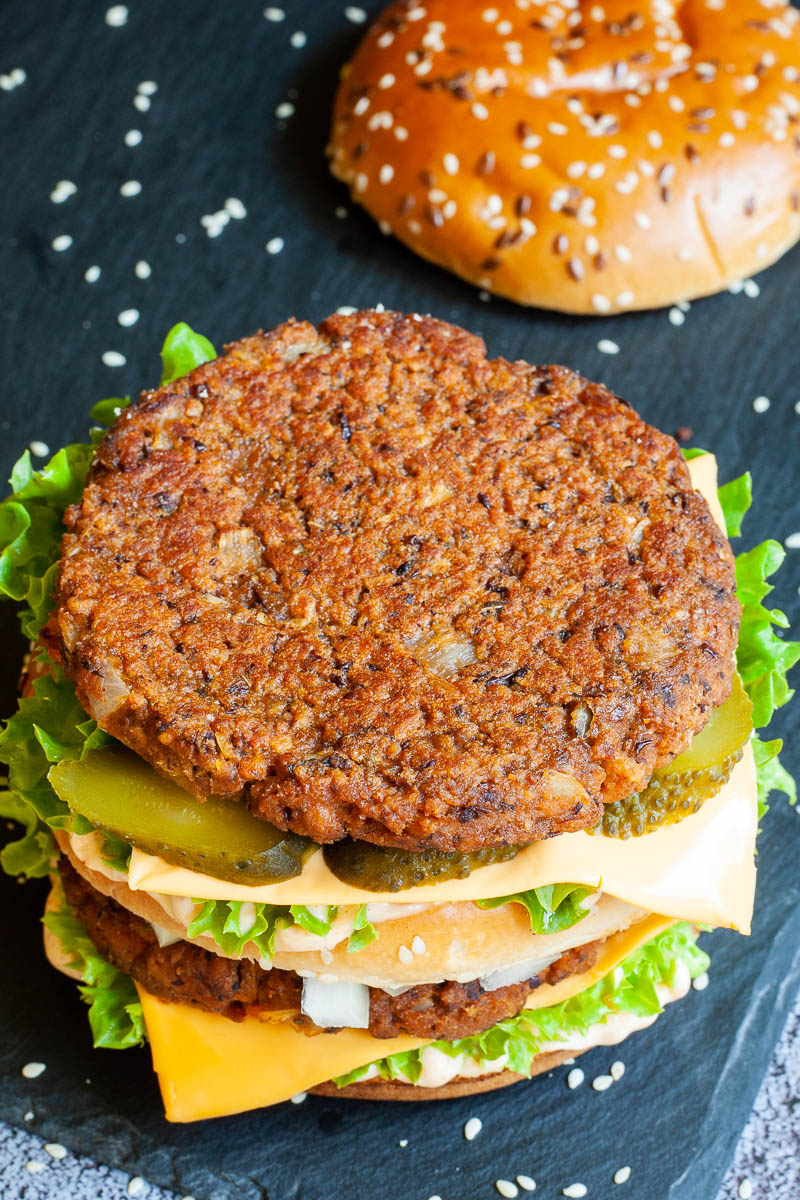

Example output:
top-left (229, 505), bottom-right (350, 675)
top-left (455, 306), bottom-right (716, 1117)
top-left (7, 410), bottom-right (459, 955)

top-left (1, 3), bottom-right (799, 1199)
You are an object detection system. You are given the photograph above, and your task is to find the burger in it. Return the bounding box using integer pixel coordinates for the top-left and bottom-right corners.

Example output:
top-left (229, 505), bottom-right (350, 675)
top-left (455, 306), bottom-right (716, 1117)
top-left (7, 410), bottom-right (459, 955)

top-left (0, 310), bottom-right (796, 1121)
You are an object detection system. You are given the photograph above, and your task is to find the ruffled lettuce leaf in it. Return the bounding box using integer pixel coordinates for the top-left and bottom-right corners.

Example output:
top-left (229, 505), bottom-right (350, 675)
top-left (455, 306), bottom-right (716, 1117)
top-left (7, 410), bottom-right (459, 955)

top-left (160, 322), bottom-right (216, 386)
top-left (186, 899), bottom-right (343, 961)
top-left (334, 921), bottom-right (709, 1087)
top-left (476, 883), bottom-right (593, 935)
top-left (43, 901), bottom-right (145, 1049)
top-left (347, 904), bottom-right (378, 952)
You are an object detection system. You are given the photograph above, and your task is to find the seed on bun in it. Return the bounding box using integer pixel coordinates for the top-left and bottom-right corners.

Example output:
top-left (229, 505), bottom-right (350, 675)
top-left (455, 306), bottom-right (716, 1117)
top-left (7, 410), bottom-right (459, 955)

top-left (329, 0), bottom-right (800, 312)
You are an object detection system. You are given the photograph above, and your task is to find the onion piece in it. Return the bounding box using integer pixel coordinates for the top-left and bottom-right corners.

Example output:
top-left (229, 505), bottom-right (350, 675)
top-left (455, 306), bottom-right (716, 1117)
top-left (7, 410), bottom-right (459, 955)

top-left (301, 978), bottom-right (370, 1029)
top-left (479, 955), bottom-right (558, 993)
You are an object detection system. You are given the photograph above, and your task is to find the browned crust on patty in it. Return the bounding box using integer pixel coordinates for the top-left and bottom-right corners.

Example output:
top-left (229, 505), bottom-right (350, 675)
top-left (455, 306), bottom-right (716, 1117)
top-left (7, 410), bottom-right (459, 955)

top-left (58, 856), bottom-right (601, 1040)
top-left (53, 309), bottom-right (738, 851)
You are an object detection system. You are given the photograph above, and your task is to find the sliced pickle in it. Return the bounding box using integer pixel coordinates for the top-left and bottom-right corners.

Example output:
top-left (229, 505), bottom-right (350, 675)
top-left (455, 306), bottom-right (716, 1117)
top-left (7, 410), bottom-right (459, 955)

top-left (599, 673), bottom-right (752, 839)
top-left (323, 839), bottom-right (524, 892)
top-left (49, 746), bottom-right (315, 885)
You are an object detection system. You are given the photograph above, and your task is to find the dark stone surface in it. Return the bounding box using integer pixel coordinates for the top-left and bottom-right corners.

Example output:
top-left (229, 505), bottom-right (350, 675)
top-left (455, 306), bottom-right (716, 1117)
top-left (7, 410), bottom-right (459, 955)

top-left (1, 3), bottom-right (799, 1199)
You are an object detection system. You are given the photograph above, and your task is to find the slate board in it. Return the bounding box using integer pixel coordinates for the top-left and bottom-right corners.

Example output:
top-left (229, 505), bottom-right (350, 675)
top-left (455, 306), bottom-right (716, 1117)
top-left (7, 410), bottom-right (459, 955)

top-left (1, 3), bottom-right (799, 1199)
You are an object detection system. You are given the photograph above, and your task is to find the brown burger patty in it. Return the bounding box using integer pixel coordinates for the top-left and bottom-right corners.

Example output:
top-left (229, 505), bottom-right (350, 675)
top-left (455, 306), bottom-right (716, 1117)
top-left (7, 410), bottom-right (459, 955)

top-left (58, 856), bottom-right (600, 1040)
top-left (53, 309), bottom-right (738, 851)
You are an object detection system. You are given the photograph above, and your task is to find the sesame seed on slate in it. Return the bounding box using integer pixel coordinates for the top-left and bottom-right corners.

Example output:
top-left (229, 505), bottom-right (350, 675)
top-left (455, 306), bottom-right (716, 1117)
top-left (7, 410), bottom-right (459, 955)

top-left (44, 1143), bottom-right (67, 1159)
top-left (398, 1138), bottom-right (408, 1147)
top-left (137, 79), bottom-right (157, 95)
top-left (22, 1062), bottom-right (46, 1078)
top-left (290, 1091), bottom-right (307, 1103)
top-left (428, 1195), bottom-right (443, 1200)
top-left (737, 1180), bottom-right (753, 1200)
top-left (464, 1116), bottom-right (482, 1141)
top-left (592, 1074), bottom-right (613, 1091)
top-left (117, 308), bottom-right (139, 327)
top-left (50, 180), bottom-right (77, 204)
top-left (516, 1178), bottom-right (536, 1192)
top-left (105, 5), bottom-right (128, 26)
top-left (30, 440), bottom-right (50, 458)
top-left (785, 532), bottom-right (800, 550)
top-left (102, 350), bottom-right (127, 367)
top-left (124, 128), bottom-right (142, 146)
top-left (598, 339), bottom-right (619, 355)
top-left (496, 1181), bottom-right (518, 1198)
top-left (52, 234), bottom-right (73, 252)
top-left (567, 1067), bottom-right (584, 1088)
top-left (120, 179), bottom-right (142, 197)
top-left (614, 1167), bottom-right (632, 1185)
top-left (26, 1160), bottom-right (47, 1174)
top-left (345, 5), bottom-right (367, 21)
top-left (225, 197), bottom-right (246, 219)
top-left (266, 236), bottom-right (284, 254)
top-left (562, 1186), bottom-right (588, 1199)
top-left (127, 1178), bottom-right (146, 1197)
top-left (133, 93), bottom-right (150, 111)
top-left (692, 971), bottom-right (710, 990)
top-left (752, 395), bottom-right (770, 414)
top-left (335, 205), bottom-right (348, 218)
top-left (23, 1111), bottom-right (34, 1121)
top-left (336, 305), bottom-right (357, 314)
top-left (0, 68), bottom-right (26, 90)
top-left (743, 279), bottom-right (760, 298)
top-left (263, 7), bottom-right (285, 19)
top-left (134, 259), bottom-right (151, 278)
top-left (668, 307), bottom-right (685, 326)
top-left (610, 1060), bottom-right (625, 1080)
top-left (85, 264), bottom-right (101, 282)
top-left (290, 30), bottom-right (307, 48)
top-left (276, 101), bottom-right (295, 118)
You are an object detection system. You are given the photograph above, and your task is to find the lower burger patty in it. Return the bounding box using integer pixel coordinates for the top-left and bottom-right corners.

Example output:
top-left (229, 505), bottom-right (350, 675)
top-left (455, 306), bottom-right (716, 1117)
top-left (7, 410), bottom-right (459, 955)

top-left (58, 857), bottom-right (601, 1041)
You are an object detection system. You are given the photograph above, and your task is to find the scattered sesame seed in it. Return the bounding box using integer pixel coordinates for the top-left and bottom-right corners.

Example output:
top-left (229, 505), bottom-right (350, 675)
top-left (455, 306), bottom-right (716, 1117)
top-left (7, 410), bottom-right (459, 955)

top-left (345, 6), bottom-right (367, 21)
top-left (411, 935), bottom-right (426, 955)
top-left (633, 210), bottom-right (651, 229)
top-left (616, 290), bottom-right (635, 306)
top-left (567, 1067), bottom-right (585, 1088)
top-left (379, 164), bottom-right (394, 184)
top-left (464, 1116), bottom-right (482, 1141)
top-left (137, 79), bottom-right (157, 95)
top-left (30, 440), bottom-right (50, 458)
top-left (120, 179), bottom-right (142, 197)
top-left (26, 1161), bottom-right (47, 1174)
top-left (471, 102), bottom-right (489, 120)
top-left (562, 1186), bottom-right (587, 1199)
top-left (614, 1167), bottom-right (631, 1185)
top-left (591, 292), bottom-right (611, 313)
top-left (102, 350), bottom-right (127, 367)
top-left (290, 1091), bottom-right (307, 1103)
top-left (85, 264), bottom-right (101, 282)
top-left (516, 1178), bottom-right (536, 1193)
top-left (127, 1177), bottom-right (146, 1197)
top-left (335, 206), bottom-right (348, 219)
top-left (566, 161), bottom-right (586, 179)
top-left (785, 532), bottom-right (800, 550)
top-left (0, 67), bottom-right (26, 90)
top-left (133, 94), bottom-right (150, 112)
top-left (124, 128), bottom-right (143, 146)
top-left (548, 122), bottom-right (568, 136)
top-left (50, 179), bottom-right (77, 204)
top-left (428, 1196), bottom-right (443, 1200)
top-left (668, 307), bottom-right (685, 326)
top-left (176, 232), bottom-right (186, 243)
top-left (266, 236), bottom-right (284, 255)
top-left (22, 1062), bottom-right (46, 1079)
top-left (738, 1180), bottom-right (753, 1200)
top-left (290, 30), bottom-right (307, 48)
top-left (44, 1143), bottom-right (67, 1160)
top-left (399, 1138), bottom-right (408, 1147)
top-left (598, 339), bottom-right (619, 355)
top-left (276, 101), bottom-right (295, 118)
top-left (337, 307), bottom-right (356, 316)
top-left (752, 396), bottom-right (770, 414)
top-left (592, 1074), bottom-right (613, 1091)
top-left (378, 72), bottom-right (395, 89)
top-left (135, 259), bottom-right (151, 279)
top-left (520, 153), bottom-right (541, 169)
top-left (443, 153), bottom-right (459, 175)
top-left (394, 125), bottom-right (408, 140)
top-left (496, 1182), bottom-right (518, 1198)
top-left (117, 308), bottom-right (140, 327)
top-left (24, 1111), bottom-right (34, 1121)
top-left (263, 7), bottom-right (285, 20)
top-left (610, 1060), bottom-right (625, 1080)
top-left (482, 7), bottom-right (499, 19)
top-left (743, 279), bottom-right (760, 298)
top-left (398, 944), bottom-right (414, 965)
top-left (586, 162), bottom-right (605, 180)
top-left (105, 5), bottom-right (128, 26)
top-left (353, 96), bottom-right (370, 116)
top-left (225, 197), bottom-right (246, 220)
top-left (52, 234), bottom-right (73, 252)
top-left (406, 5), bottom-right (426, 18)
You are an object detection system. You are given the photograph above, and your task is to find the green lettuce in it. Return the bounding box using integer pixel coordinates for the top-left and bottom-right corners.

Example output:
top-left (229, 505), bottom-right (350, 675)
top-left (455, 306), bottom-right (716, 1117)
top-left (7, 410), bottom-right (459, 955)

top-left (347, 904), bottom-right (378, 952)
top-left (187, 899), bottom-right (343, 961)
top-left (333, 921), bottom-right (709, 1087)
top-left (476, 883), bottom-right (593, 935)
top-left (43, 900), bottom-right (145, 1049)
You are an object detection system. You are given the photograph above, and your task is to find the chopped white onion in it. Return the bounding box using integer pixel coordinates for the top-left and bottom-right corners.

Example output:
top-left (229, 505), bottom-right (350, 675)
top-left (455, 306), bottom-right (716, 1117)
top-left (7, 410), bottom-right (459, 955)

top-left (149, 922), bottom-right (180, 948)
top-left (479, 955), bottom-right (558, 993)
top-left (301, 978), bottom-right (370, 1029)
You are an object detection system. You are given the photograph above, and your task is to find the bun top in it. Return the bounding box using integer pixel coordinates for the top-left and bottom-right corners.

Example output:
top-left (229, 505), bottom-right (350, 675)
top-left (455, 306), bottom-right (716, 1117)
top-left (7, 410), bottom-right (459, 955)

top-left (55, 311), bottom-right (738, 853)
top-left (329, 0), bottom-right (800, 312)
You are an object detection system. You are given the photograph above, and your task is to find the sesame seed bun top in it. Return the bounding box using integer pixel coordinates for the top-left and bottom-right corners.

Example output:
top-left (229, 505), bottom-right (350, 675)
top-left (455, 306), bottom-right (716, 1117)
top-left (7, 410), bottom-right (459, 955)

top-left (328, 0), bottom-right (800, 313)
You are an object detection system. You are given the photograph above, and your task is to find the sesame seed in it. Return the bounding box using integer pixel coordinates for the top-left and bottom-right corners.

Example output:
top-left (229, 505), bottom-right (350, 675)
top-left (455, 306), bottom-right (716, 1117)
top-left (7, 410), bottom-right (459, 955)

top-left (30, 440), bottom-right (50, 457)
top-left (399, 1138), bottom-right (408, 1146)
top-left (610, 1060), bottom-right (625, 1080)
top-left (614, 243), bottom-right (632, 263)
top-left (124, 128), bottom-right (143, 146)
top-left (411, 935), bottom-right (426, 954)
top-left (394, 125), bottom-right (408, 140)
top-left (634, 211), bottom-right (651, 229)
top-left (719, 132), bottom-right (735, 147)
top-left (520, 153), bottom-right (541, 169)
top-left (377, 31), bottom-right (394, 47)
top-left (120, 179), bottom-right (142, 197)
top-left (276, 101), bottom-right (295, 118)
top-left (548, 122), bottom-right (568, 136)
top-left (406, 5), bottom-right (426, 18)
top-left (102, 350), bottom-right (127, 367)
top-left (137, 79), bottom-right (157, 95)
top-left (85, 264), bottom-right (101, 282)
top-left (562, 1186), bottom-right (587, 1199)
top-left (566, 161), bottom-right (586, 179)
top-left (464, 1116), bottom-right (482, 1141)
top-left (482, 7), bottom-right (499, 20)
top-left (290, 30), bottom-right (307, 48)
top-left (598, 339), bottom-right (619, 355)
top-left (567, 1067), bottom-right (585, 1088)
top-left (378, 72), bottom-right (395, 89)
top-left (225, 197), bottom-right (246, 220)
top-left (335, 206), bottom-right (348, 219)
top-left (496, 19), bottom-right (513, 35)
top-left (127, 1177), bottom-right (146, 1196)
top-left (608, 144), bottom-right (627, 159)
top-left (785, 532), bottom-right (800, 550)
top-left (752, 396), bottom-right (770, 414)
top-left (51, 234), bottom-right (73, 252)
top-left (443, 153), bottom-right (459, 175)
top-left (345, 6), bottom-right (367, 21)
top-left (616, 290), bottom-right (635, 306)
top-left (26, 1161), bottom-right (47, 1174)
top-left (133, 94), bottom-right (150, 112)
top-left (668, 307), bottom-right (685, 326)
top-left (471, 102), bottom-right (489, 120)
top-left (266, 236), bottom-right (284, 254)
top-left (584, 235), bottom-right (599, 255)
top-left (44, 1143), bottom-right (67, 1159)
top-left (516, 1179), bottom-right (536, 1193)
top-left (379, 164), bottom-right (394, 184)
top-left (587, 163), bottom-right (605, 179)
top-left (496, 1182), bottom-right (518, 1199)
top-left (737, 1181), bottom-right (753, 1200)
top-left (24, 1111), bottom-right (34, 1121)
top-left (117, 308), bottom-right (139, 327)
top-left (743, 279), bottom-right (760, 298)
top-left (105, 5), bottom-right (128, 26)
top-left (50, 179), bottom-right (77, 204)
top-left (593, 1074), bottom-right (613, 1091)
top-left (398, 944), bottom-right (414, 964)
top-left (378, 220), bottom-right (391, 234)
top-left (591, 293), bottom-right (611, 313)
top-left (353, 96), bottom-right (370, 116)
top-left (263, 7), bottom-right (285, 20)
top-left (647, 130), bottom-right (663, 149)
top-left (614, 1167), bottom-right (631, 1185)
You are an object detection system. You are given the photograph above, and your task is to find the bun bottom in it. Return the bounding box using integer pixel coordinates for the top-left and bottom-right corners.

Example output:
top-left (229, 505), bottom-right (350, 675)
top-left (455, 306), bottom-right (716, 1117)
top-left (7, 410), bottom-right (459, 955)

top-left (309, 1049), bottom-right (577, 1101)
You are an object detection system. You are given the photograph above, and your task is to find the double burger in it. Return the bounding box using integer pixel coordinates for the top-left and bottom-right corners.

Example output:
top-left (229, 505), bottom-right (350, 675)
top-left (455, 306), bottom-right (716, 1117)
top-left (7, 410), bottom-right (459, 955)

top-left (0, 310), bottom-right (795, 1120)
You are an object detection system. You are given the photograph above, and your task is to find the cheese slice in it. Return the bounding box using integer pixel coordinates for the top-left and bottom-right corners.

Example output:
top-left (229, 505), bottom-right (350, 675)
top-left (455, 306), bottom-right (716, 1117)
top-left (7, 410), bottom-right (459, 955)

top-left (127, 745), bottom-right (756, 931)
top-left (138, 912), bottom-right (673, 1121)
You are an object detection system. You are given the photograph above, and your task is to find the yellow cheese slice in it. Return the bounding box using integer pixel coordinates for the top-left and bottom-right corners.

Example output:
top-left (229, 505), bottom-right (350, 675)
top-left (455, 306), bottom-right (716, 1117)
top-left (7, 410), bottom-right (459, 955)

top-left (128, 745), bottom-right (756, 931)
top-left (138, 912), bottom-right (673, 1121)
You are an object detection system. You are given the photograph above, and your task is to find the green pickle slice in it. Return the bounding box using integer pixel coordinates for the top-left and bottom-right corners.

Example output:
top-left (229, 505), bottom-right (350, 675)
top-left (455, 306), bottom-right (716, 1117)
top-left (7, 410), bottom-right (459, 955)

top-left (323, 840), bottom-right (523, 892)
top-left (600, 673), bottom-right (753, 838)
top-left (49, 746), bottom-right (315, 885)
